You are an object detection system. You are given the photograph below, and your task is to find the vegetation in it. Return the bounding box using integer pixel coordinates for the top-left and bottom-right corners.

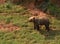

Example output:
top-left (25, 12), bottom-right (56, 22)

top-left (0, 12), bottom-right (60, 44)
top-left (0, 0), bottom-right (60, 44)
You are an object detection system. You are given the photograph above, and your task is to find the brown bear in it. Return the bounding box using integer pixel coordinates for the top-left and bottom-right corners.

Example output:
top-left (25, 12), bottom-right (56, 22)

top-left (28, 14), bottom-right (50, 32)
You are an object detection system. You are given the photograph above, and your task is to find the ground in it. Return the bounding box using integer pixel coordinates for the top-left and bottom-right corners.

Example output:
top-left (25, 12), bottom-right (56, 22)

top-left (0, 4), bottom-right (60, 44)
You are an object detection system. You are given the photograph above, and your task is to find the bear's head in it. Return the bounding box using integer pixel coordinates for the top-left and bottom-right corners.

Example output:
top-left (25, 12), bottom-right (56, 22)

top-left (28, 16), bottom-right (35, 22)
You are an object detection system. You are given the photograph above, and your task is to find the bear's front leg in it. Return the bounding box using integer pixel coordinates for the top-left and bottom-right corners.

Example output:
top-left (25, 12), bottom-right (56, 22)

top-left (33, 21), bottom-right (36, 29)
top-left (36, 25), bottom-right (40, 31)
top-left (34, 23), bottom-right (40, 31)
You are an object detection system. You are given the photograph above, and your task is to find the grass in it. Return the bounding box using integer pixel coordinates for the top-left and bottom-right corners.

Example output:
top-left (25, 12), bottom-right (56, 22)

top-left (0, 3), bottom-right (27, 13)
top-left (0, 4), bottom-right (60, 44)
top-left (0, 13), bottom-right (60, 44)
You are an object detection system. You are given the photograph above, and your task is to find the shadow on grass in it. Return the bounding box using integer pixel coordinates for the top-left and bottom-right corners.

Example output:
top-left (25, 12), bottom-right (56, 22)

top-left (39, 29), bottom-right (60, 40)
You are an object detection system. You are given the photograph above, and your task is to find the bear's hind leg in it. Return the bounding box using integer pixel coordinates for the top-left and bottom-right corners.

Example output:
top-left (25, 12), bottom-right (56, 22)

top-left (45, 24), bottom-right (50, 32)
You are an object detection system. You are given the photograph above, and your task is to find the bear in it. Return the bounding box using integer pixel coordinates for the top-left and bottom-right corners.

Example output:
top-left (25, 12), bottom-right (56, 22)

top-left (28, 14), bottom-right (50, 32)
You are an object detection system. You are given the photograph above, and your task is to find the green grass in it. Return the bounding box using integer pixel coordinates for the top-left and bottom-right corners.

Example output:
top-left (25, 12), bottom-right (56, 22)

top-left (0, 13), bottom-right (60, 44)
top-left (0, 4), bottom-right (60, 44)
top-left (0, 3), bottom-right (27, 13)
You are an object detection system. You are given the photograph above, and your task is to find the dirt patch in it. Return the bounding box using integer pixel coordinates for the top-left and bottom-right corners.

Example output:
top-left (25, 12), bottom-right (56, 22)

top-left (26, 2), bottom-right (48, 17)
top-left (0, 0), bottom-right (5, 4)
top-left (0, 23), bottom-right (20, 32)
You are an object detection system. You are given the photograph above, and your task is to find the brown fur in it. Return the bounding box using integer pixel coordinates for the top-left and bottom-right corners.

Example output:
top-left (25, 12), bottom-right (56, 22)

top-left (28, 15), bottom-right (50, 31)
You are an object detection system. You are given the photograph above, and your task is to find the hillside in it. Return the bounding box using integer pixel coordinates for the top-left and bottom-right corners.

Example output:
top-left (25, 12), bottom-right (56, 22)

top-left (0, 0), bottom-right (60, 44)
